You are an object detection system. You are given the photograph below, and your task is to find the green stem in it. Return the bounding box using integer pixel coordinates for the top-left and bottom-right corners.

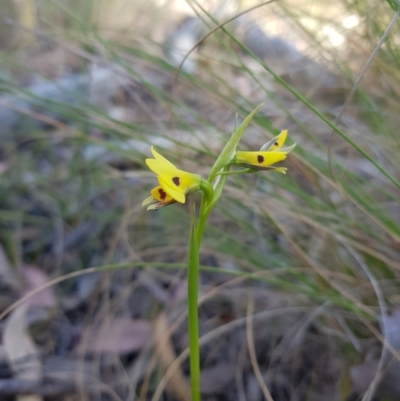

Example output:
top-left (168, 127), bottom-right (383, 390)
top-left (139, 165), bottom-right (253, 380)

top-left (187, 192), bottom-right (214, 401)
top-left (196, 198), bottom-right (211, 243)
top-left (187, 146), bottom-right (232, 401)
top-left (188, 218), bottom-right (201, 401)
top-left (187, 198), bottom-right (204, 401)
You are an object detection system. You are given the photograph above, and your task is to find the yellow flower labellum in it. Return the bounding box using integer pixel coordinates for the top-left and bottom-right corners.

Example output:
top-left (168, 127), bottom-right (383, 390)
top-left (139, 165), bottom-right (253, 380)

top-left (142, 146), bottom-right (204, 210)
top-left (151, 186), bottom-right (174, 203)
top-left (142, 185), bottom-right (176, 210)
top-left (233, 129), bottom-right (295, 174)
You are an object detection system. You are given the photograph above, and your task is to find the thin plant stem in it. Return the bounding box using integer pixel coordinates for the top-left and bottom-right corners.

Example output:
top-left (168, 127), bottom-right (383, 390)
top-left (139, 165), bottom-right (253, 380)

top-left (187, 262), bottom-right (200, 401)
top-left (187, 204), bottom-right (203, 401)
top-left (187, 193), bottom-right (214, 401)
top-left (196, 195), bottom-right (211, 242)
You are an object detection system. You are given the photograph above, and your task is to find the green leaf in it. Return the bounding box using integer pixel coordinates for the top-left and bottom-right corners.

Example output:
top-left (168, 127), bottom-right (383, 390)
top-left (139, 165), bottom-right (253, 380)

top-left (386, 0), bottom-right (400, 11)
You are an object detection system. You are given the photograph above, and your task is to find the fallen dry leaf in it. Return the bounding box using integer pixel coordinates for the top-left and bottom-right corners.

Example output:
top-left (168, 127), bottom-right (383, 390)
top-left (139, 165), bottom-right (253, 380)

top-left (77, 317), bottom-right (150, 354)
top-left (20, 265), bottom-right (56, 308)
top-left (3, 303), bottom-right (43, 401)
top-left (154, 312), bottom-right (191, 401)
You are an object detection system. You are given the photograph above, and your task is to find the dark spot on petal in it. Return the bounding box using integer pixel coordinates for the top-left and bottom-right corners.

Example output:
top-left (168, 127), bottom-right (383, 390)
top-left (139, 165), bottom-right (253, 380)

top-left (257, 155), bottom-right (264, 163)
top-left (274, 142), bottom-right (279, 146)
top-left (158, 188), bottom-right (167, 200)
top-left (172, 177), bottom-right (180, 186)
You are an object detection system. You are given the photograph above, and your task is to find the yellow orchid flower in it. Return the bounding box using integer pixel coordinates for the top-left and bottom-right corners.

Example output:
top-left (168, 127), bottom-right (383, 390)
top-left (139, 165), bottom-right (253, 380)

top-left (142, 146), bottom-right (213, 210)
top-left (233, 130), bottom-right (296, 174)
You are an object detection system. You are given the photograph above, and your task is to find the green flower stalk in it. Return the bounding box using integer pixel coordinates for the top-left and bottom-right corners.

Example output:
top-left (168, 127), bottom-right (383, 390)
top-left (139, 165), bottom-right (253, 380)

top-left (142, 105), bottom-right (296, 401)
